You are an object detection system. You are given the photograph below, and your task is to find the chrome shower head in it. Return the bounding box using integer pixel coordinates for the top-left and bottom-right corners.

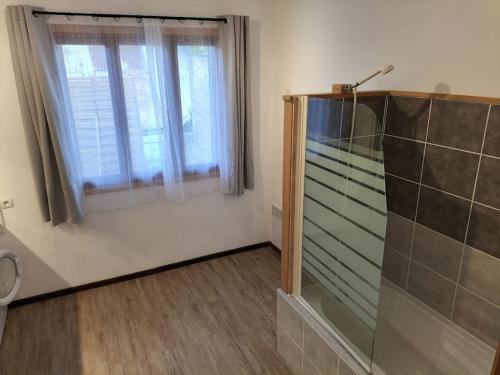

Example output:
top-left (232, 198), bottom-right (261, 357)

top-left (380, 64), bottom-right (394, 75)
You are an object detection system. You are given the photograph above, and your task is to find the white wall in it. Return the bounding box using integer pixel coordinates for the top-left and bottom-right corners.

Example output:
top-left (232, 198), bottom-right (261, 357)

top-left (269, 0), bottom-right (500, 244)
top-left (0, 0), bottom-right (275, 298)
top-left (2, 0), bottom-right (500, 298)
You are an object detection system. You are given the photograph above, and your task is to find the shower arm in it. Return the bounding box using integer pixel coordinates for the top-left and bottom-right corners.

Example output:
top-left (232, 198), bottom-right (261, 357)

top-left (350, 71), bottom-right (383, 90)
top-left (346, 65), bottom-right (394, 93)
top-left (347, 64), bottom-right (394, 151)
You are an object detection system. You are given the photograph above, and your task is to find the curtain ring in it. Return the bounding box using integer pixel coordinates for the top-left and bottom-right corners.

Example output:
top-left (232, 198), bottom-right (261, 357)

top-left (179, 19), bottom-right (185, 24)
top-left (92, 15), bottom-right (98, 21)
top-left (113, 16), bottom-right (120, 22)
top-left (137, 17), bottom-right (142, 23)
top-left (66, 15), bottom-right (73, 21)
top-left (33, 12), bottom-right (39, 18)
top-left (160, 18), bottom-right (165, 24)
top-left (199, 20), bottom-right (204, 25)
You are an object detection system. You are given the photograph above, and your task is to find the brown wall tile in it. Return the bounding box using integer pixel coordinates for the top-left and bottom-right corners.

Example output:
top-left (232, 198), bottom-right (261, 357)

top-left (383, 136), bottom-right (424, 182)
top-left (407, 261), bottom-right (455, 318)
top-left (342, 96), bottom-right (386, 138)
top-left (467, 203), bottom-right (500, 260)
top-left (421, 144), bottom-right (479, 199)
top-left (416, 187), bottom-right (470, 242)
top-left (385, 211), bottom-right (414, 255)
top-left (474, 156), bottom-right (500, 210)
top-left (385, 96), bottom-right (430, 141)
top-left (378, 95), bottom-right (500, 350)
top-left (459, 246), bottom-right (500, 306)
top-left (407, 261), bottom-right (456, 318)
top-left (350, 135), bottom-right (384, 157)
top-left (303, 355), bottom-right (322, 375)
top-left (277, 295), bottom-right (303, 347)
top-left (385, 174), bottom-right (419, 220)
top-left (307, 98), bottom-right (343, 140)
top-left (427, 100), bottom-right (489, 152)
top-left (382, 246), bottom-right (409, 289)
top-left (412, 224), bottom-right (463, 281)
top-left (339, 359), bottom-right (358, 375)
top-left (276, 325), bottom-right (303, 375)
top-left (361, 95), bottom-right (387, 121)
top-left (482, 105), bottom-right (500, 157)
top-left (452, 287), bottom-right (500, 349)
top-left (303, 323), bottom-right (338, 375)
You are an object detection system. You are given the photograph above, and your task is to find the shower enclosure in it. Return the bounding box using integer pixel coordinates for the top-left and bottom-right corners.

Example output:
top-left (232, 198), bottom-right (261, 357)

top-left (278, 90), bottom-right (500, 374)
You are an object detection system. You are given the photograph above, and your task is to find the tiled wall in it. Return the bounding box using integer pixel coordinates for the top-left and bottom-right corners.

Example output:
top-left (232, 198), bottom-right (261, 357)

top-left (382, 95), bottom-right (500, 348)
top-left (276, 289), bottom-right (366, 375)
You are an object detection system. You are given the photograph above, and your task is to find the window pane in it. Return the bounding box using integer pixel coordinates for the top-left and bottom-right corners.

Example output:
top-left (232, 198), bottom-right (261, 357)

top-left (120, 45), bottom-right (164, 179)
top-left (58, 44), bottom-right (121, 185)
top-left (177, 45), bottom-right (217, 169)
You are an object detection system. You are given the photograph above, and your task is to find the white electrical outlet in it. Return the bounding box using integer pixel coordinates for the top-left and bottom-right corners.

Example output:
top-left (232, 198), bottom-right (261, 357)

top-left (0, 198), bottom-right (14, 209)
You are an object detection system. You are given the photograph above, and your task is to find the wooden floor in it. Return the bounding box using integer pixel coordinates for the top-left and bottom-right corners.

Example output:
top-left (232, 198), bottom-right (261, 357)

top-left (0, 247), bottom-right (292, 375)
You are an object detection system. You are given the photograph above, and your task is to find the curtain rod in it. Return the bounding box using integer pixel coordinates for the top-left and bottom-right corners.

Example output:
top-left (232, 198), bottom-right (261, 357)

top-left (32, 10), bottom-right (228, 23)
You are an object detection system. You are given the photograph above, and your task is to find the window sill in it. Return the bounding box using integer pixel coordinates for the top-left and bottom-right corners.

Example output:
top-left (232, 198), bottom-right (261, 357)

top-left (84, 169), bottom-right (220, 196)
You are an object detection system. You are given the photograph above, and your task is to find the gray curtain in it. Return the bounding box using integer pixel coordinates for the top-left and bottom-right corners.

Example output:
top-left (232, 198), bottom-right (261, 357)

top-left (6, 5), bottom-right (82, 225)
top-left (220, 15), bottom-right (254, 195)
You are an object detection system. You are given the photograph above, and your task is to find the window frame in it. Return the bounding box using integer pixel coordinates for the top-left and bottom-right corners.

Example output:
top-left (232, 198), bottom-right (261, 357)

top-left (52, 25), bottom-right (220, 195)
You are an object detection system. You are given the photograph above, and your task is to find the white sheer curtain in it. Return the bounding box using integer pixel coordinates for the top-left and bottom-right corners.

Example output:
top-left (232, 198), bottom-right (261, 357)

top-left (46, 16), bottom-right (227, 212)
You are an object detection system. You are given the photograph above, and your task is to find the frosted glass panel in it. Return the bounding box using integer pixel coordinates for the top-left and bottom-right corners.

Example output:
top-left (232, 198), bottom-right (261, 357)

top-left (300, 96), bottom-right (387, 366)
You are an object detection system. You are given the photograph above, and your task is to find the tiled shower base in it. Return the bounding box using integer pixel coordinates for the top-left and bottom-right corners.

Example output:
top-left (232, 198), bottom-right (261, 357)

top-left (276, 280), bottom-right (495, 375)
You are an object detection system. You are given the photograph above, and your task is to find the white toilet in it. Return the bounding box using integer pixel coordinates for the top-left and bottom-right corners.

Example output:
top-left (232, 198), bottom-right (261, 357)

top-left (0, 249), bottom-right (22, 344)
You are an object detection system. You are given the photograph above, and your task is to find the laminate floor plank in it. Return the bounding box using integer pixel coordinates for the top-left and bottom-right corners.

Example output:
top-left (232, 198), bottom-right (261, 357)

top-left (0, 247), bottom-right (291, 375)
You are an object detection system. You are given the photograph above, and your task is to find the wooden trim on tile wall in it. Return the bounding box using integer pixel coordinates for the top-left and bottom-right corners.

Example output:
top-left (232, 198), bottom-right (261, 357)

top-left (283, 90), bottom-right (388, 101)
top-left (285, 88), bottom-right (500, 105)
top-left (389, 90), bottom-right (500, 105)
top-left (281, 97), bottom-right (297, 294)
top-left (492, 341), bottom-right (500, 375)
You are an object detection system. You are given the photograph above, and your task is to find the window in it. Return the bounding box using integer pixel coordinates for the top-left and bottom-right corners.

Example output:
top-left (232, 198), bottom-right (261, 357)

top-left (52, 25), bottom-right (219, 193)
top-left (177, 45), bottom-right (218, 170)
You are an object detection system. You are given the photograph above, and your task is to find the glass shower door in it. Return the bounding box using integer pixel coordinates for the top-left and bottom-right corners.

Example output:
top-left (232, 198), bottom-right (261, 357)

top-left (299, 95), bottom-right (387, 366)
